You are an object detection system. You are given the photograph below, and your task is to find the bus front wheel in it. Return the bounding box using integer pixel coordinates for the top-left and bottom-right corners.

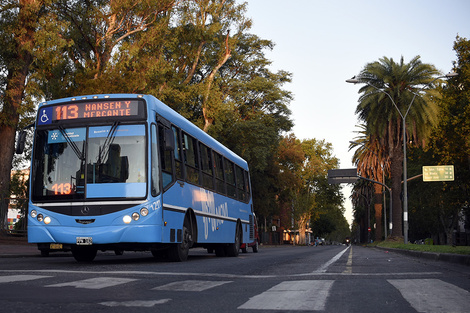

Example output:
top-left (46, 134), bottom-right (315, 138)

top-left (168, 222), bottom-right (191, 262)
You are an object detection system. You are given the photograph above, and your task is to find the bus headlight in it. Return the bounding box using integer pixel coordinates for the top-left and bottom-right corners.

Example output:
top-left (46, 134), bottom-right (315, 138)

top-left (44, 217), bottom-right (51, 225)
top-left (31, 210), bottom-right (37, 218)
top-left (37, 214), bottom-right (44, 222)
top-left (140, 208), bottom-right (149, 217)
top-left (123, 215), bottom-right (132, 224)
top-left (132, 212), bottom-right (140, 221)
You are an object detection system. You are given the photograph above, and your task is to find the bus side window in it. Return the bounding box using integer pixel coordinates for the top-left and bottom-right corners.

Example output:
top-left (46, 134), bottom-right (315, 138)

top-left (225, 159), bottom-right (236, 198)
top-left (199, 143), bottom-right (214, 189)
top-left (183, 133), bottom-right (199, 185)
top-left (158, 124), bottom-right (174, 189)
top-left (214, 152), bottom-right (225, 194)
top-left (172, 126), bottom-right (183, 180)
top-left (244, 170), bottom-right (251, 201)
top-left (151, 124), bottom-right (161, 196)
top-left (235, 165), bottom-right (246, 202)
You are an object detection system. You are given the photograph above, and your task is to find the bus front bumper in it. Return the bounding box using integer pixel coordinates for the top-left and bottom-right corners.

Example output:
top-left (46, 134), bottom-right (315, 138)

top-left (28, 224), bottom-right (163, 245)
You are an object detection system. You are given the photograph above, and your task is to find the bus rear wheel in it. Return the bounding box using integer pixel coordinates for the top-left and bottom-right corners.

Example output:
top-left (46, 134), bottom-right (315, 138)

top-left (71, 246), bottom-right (97, 262)
top-left (225, 224), bottom-right (241, 257)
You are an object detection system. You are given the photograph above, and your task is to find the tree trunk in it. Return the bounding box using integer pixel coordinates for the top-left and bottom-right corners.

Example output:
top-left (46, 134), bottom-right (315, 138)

top-left (440, 208), bottom-right (459, 245)
top-left (0, 0), bottom-right (39, 231)
top-left (202, 31), bottom-right (231, 132)
top-left (373, 183), bottom-right (383, 241)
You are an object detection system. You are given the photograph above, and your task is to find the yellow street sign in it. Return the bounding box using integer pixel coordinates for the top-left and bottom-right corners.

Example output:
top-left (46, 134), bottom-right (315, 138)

top-left (423, 165), bottom-right (454, 182)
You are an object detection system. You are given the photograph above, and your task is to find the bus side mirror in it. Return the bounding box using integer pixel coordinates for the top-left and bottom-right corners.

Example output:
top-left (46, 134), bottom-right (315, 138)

top-left (16, 130), bottom-right (27, 154)
top-left (164, 128), bottom-right (175, 151)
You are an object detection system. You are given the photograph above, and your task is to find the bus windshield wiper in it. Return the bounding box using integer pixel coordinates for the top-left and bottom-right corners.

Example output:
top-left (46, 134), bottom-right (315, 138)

top-left (58, 126), bottom-right (85, 161)
top-left (97, 121), bottom-right (120, 164)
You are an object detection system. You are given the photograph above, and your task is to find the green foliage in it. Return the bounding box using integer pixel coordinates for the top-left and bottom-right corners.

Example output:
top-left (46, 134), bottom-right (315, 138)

top-left (275, 134), bottom-right (345, 242)
top-left (1, 0), bottom-right (294, 230)
top-left (1, 0), bottom-right (347, 240)
top-left (407, 36), bottom-right (470, 244)
top-left (376, 241), bottom-right (470, 255)
top-left (9, 170), bottom-right (29, 215)
top-left (353, 55), bottom-right (442, 237)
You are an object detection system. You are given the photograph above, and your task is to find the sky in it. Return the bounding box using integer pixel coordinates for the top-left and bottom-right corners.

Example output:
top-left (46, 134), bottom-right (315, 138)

top-left (241, 0), bottom-right (470, 225)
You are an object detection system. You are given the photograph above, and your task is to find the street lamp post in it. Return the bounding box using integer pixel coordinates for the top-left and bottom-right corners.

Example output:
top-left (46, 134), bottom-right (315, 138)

top-left (347, 72), bottom-right (457, 244)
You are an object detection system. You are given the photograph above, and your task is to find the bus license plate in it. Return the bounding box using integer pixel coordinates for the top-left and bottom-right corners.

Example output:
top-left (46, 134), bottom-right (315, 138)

top-left (50, 243), bottom-right (63, 250)
top-left (76, 237), bottom-right (93, 245)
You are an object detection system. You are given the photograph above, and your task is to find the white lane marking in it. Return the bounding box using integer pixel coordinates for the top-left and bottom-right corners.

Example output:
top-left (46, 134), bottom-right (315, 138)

top-left (153, 280), bottom-right (232, 291)
top-left (342, 246), bottom-right (353, 274)
top-left (388, 279), bottom-right (470, 313)
top-left (45, 277), bottom-right (138, 289)
top-left (238, 280), bottom-right (334, 311)
top-left (312, 246), bottom-right (350, 273)
top-left (0, 275), bottom-right (52, 283)
top-left (99, 299), bottom-right (171, 307)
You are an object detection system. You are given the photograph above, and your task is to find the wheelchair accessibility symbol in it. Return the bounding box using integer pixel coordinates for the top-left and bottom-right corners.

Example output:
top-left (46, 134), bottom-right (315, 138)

top-left (41, 110), bottom-right (49, 123)
top-left (38, 107), bottom-right (52, 125)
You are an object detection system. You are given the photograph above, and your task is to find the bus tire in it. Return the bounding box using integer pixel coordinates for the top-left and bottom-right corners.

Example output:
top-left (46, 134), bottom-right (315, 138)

top-left (225, 223), bottom-right (242, 257)
top-left (252, 240), bottom-right (259, 253)
top-left (168, 222), bottom-right (190, 262)
top-left (71, 246), bottom-right (97, 262)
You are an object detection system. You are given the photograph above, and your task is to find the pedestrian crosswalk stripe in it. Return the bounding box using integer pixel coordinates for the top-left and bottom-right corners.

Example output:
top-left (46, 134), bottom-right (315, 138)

top-left (153, 280), bottom-right (232, 292)
top-left (3, 272), bottom-right (470, 312)
top-left (238, 280), bottom-right (334, 311)
top-left (0, 275), bottom-right (52, 283)
top-left (388, 279), bottom-right (470, 313)
top-left (99, 299), bottom-right (171, 307)
top-left (45, 277), bottom-right (138, 289)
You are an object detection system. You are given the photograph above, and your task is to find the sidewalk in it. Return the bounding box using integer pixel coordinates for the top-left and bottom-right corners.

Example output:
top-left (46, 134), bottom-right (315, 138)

top-left (373, 245), bottom-right (470, 267)
top-left (0, 235), bottom-right (40, 257)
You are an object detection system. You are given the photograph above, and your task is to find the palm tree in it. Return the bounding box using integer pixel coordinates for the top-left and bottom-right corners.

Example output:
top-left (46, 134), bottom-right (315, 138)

top-left (351, 179), bottom-right (374, 243)
top-left (354, 56), bottom-right (440, 238)
top-left (350, 124), bottom-right (390, 241)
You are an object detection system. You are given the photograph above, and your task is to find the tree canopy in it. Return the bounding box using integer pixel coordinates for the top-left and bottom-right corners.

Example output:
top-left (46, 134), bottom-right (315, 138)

top-left (353, 55), bottom-right (441, 238)
top-left (1, 0), bottom-right (347, 240)
top-left (350, 38), bottom-right (469, 244)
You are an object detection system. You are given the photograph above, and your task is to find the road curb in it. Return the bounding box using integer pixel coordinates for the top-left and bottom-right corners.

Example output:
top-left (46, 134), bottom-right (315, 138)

top-left (374, 246), bottom-right (470, 266)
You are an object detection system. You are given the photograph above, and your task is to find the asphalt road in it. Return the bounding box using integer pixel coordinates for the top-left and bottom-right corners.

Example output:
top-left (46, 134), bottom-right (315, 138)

top-left (1, 245), bottom-right (469, 312)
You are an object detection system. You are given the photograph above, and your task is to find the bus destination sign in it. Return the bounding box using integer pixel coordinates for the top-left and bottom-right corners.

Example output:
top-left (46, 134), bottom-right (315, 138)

top-left (37, 99), bottom-right (144, 125)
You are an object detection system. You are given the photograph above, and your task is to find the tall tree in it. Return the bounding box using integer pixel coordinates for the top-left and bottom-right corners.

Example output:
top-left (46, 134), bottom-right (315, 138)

top-left (0, 0), bottom-right (44, 232)
top-left (350, 124), bottom-right (390, 241)
top-left (353, 56), bottom-right (440, 238)
top-left (1, 0), bottom-right (294, 232)
top-left (43, 0), bottom-right (176, 98)
top-left (424, 36), bottom-right (470, 244)
top-left (276, 134), bottom-right (343, 244)
top-left (351, 179), bottom-right (374, 243)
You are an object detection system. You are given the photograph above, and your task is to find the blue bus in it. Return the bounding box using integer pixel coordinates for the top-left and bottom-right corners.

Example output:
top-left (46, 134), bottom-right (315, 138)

top-left (18, 94), bottom-right (255, 262)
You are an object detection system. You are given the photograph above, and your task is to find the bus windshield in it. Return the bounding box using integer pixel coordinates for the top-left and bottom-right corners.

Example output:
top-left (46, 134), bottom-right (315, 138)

top-left (31, 124), bottom-right (147, 201)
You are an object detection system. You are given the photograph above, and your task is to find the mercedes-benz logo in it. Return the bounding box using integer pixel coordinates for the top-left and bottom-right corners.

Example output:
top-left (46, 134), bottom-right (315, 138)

top-left (81, 206), bottom-right (90, 215)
